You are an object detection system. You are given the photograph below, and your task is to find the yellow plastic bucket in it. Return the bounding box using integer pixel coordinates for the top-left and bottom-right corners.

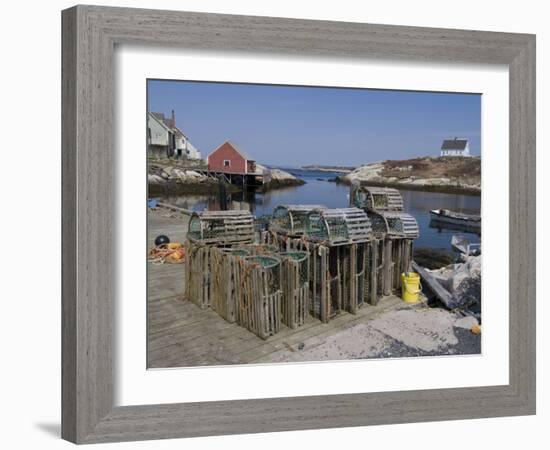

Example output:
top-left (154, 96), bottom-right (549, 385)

top-left (401, 272), bottom-right (421, 303)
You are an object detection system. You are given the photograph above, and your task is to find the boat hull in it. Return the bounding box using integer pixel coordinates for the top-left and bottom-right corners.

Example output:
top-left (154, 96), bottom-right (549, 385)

top-left (429, 210), bottom-right (481, 233)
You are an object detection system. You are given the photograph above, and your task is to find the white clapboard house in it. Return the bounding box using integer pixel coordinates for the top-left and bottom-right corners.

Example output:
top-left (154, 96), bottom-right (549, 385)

top-left (147, 110), bottom-right (202, 160)
top-left (440, 138), bottom-right (470, 157)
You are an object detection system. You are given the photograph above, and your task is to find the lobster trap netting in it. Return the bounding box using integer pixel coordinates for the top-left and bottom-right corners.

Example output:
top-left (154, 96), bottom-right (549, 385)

top-left (187, 210), bottom-right (255, 246)
top-left (320, 208), bottom-right (372, 246)
top-left (350, 185), bottom-right (404, 212)
top-left (367, 211), bottom-right (419, 239)
top-left (385, 213), bottom-right (420, 239)
top-left (269, 204), bottom-right (326, 237)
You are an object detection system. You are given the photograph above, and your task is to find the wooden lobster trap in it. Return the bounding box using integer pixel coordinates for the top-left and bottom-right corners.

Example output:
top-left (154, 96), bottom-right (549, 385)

top-left (350, 185), bottom-right (404, 212)
top-left (270, 204), bottom-right (326, 237)
top-left (185, 210), bottom-right (254, 309)
top-left (188, 210), bottom-right (255, 246)
top-left (313, 208), bottom-right (374, 318)
top-left (184, 242), bottom-right (212, 309)
top-left (279, 251), bottom-right (309, 329)
top-left (266, 207), bottom-right (376, 323)
top-left (368, 211), bottom-right (419, 299)
top-left (350, 184), bottom-right (420, 302)
top-left (209, 247), bottom-right (251, 323)
top-left (239, 255), bottom-right (283, 340)
top-left (209, 243), bottom-right (280, 326)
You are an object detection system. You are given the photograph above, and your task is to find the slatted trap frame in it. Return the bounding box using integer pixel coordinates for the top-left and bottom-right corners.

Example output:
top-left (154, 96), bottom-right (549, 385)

top-left (270, 204), bottom-right (326, 237)
top-left (210, 247), bottom-right (251, 323)
top-left (367, 211), bottom-right (419, 298)
top-left (185, 211), bottom-right (254, 309)
top-left (185, 199), bottom-right (419, 335)
top-left (239, 255), bottom-right (282, 339)
top-left (368, 211), bottom-right (420, 239)
top-left (350, 185), bottom-right (404, 212)
top-left (267, 206), bottom-right (377, 322)
top-left (188, 210), bottom-right (255, 246)
top-left (279, 251), bottom-right (309, 329)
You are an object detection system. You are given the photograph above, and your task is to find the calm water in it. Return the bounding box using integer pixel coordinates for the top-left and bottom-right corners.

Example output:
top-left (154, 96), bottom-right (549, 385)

top-left (159, 169), bottom-right (481, 251)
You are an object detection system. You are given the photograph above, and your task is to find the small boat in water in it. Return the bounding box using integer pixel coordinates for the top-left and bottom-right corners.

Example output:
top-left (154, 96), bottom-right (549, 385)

top-left (451, 234), bottom-right (481, 256)
top-left (429, 208), bottom-right (481, 233)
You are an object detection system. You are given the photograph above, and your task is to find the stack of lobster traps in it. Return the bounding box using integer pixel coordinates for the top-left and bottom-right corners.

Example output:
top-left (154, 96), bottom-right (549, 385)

top-left (210, 244), bottom-right (285, 339)
top-left (350, 185), bottom-right (419, 301)
top-left (185, 210), bottom-right (255, 309)
top-left (210, 244), bottom-right (309, 337)
top-left (266, 205), bottom-right (374, 323)
top-left (186, 212), bottom-right (287, 339)
top-left (183, 186), bottom-right (420, 339)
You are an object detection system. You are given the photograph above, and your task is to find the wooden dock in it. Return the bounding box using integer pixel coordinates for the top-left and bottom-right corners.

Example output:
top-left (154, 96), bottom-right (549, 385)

top-left (147, 207), bottom-right (405, 368)
top-left (192, 168), bottom-right (263, 188)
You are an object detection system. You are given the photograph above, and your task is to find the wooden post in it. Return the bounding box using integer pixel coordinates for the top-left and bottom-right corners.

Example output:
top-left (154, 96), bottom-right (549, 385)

top-left (218, 177), bottom-right (228, 211)
top-left (349, 244), bottom-right (357, 314)
top-left (320, 246), bottom-right (329, 323)
top-left (370, 239), bottom-right (379, 305)
top-left (383, 239), bottom-right (393, 296)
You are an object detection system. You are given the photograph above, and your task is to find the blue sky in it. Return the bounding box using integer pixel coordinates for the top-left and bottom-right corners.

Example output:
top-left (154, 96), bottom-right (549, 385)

top-left (147, 80), bottom-right (481, 167)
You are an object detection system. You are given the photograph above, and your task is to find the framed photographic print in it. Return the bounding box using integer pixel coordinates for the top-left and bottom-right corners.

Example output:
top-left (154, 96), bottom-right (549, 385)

top-left (62, 5), bottom-right (536, 444)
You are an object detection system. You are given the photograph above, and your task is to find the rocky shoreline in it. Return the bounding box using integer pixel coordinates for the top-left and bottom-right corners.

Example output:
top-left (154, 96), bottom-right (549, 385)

top-left (148, 165), bottom-right (224, 195)
top-left (428, 255), bottom-right (481, 317)
top-left (337, 178), bottom-right (481, 195)
top-left (338, 157), bottom-right (481, 195)
top-left (301, 165), bottom-right (354, 173)
top-left (260, 167), bottom-right (305, 191)
top-left (148, 163), bottom-right (304, 195)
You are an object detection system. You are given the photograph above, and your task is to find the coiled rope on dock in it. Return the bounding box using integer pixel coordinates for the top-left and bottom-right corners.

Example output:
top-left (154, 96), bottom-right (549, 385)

top-left (148, 243), bottom-right (185, 264)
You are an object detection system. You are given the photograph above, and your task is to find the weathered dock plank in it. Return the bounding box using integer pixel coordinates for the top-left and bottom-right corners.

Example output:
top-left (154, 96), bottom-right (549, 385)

top-left (147, 287), bottom-right (404, 367)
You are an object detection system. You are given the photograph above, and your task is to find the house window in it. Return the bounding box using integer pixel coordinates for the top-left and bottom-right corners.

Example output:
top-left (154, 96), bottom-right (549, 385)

top-left (223, 160), bottom-right (231, 167)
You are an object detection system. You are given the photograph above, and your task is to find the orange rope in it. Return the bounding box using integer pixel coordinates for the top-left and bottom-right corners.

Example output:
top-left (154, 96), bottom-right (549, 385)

top-left (148, 243), bottom-right (185, 264)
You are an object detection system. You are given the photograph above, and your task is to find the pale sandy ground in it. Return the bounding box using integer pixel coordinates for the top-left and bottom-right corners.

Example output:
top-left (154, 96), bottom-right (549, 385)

top-left (255, 306), bottom-right (480, 363)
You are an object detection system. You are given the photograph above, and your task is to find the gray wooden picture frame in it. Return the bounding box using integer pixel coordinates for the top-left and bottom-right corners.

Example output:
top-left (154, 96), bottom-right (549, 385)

top-left (61, 5), bottom-right (536, 444)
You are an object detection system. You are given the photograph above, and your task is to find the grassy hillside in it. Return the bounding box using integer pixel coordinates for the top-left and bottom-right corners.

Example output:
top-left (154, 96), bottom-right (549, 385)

top-left (382, 156), bottom-right (480, 181)
top-left (341, 156), bottom-right (481, 195)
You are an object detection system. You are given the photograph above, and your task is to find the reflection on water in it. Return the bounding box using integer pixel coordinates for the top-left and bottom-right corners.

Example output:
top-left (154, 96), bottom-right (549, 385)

top-left (158, 169), bottom-right (481, 251)
top-left (399, 190), bottom-right (480, 249)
